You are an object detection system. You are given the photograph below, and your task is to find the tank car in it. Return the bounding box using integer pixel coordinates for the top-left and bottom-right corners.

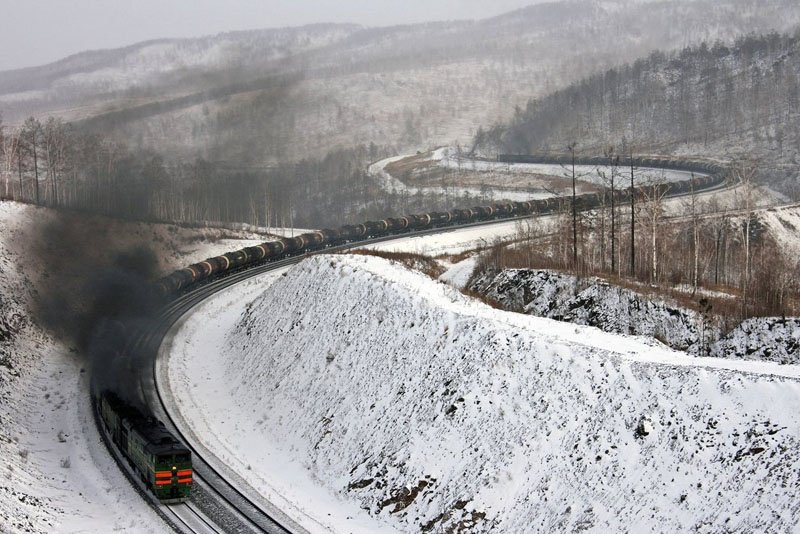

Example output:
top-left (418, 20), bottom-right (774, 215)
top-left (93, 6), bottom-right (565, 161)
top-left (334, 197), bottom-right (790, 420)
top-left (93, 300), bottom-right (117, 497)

top-left (364, 220), bottom-right (390, 236)
top-left (429, 211), bottom-right (452, 226)
top-left (319, 228), bottom-right (341, 245)
top-left (297, 231), bottom-right (325, 249)
top-left (385, 217), bottom-right (409, 231)
top-left (471, 206), bottom-right (495, 220)
top-left (340, 224), bottom-right (367, 240)
top-left (408, 213), bottom-right (433, 229)
top-left (493, 203), bottom-right (515, 217)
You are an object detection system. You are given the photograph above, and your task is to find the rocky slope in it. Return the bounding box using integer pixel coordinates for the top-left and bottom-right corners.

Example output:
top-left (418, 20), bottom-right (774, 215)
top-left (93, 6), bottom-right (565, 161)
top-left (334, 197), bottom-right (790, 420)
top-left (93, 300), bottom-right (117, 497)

top-left (469, 267), bottom-right (800, 363)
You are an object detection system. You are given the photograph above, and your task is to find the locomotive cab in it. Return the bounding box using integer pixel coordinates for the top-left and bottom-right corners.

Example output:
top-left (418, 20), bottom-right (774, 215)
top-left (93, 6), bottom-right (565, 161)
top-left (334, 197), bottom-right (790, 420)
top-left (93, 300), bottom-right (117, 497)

top-left (147, 436), bottom-right (193, 503)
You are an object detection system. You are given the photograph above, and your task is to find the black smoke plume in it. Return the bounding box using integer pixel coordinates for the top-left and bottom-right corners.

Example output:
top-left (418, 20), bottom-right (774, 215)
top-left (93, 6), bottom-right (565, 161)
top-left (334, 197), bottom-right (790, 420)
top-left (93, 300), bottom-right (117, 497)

top-left (31, 215), bottom-right (164, 407)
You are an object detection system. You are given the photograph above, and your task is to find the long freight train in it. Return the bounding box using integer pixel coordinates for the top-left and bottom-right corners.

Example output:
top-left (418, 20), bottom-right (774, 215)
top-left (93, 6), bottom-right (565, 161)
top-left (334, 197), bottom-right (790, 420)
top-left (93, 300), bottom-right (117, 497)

top-left (99, 392), bottom-right (193, 503)
top-left (158, 156), bottom-right (726, 295)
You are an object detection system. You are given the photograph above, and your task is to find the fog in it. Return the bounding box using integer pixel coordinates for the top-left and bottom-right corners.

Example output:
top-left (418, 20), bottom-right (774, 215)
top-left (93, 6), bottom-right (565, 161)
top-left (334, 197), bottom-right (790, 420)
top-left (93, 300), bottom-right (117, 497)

top-left (0, 0), bottom-right (545, 71)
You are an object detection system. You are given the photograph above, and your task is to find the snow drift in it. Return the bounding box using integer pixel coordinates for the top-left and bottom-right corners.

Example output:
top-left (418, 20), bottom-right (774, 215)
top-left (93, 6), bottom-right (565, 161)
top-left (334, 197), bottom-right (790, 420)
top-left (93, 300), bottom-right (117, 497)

top-left (216, 255), bottom-right (800, 532)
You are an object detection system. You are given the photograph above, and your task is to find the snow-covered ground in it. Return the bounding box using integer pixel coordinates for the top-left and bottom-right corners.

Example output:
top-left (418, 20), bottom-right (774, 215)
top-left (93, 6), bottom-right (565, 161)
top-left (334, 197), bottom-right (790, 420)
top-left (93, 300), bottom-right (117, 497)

top-left (470, 269), bottom-right (710, 354)
top-left (0, 200), bottom-right (286, 532)
top-left (368, 149), bottom-right (706, 203)
top-left (368, 156), bottom-right (552, 202)
top-left (712, 317), bottom-right (800, 364)
top-left (469, 267), bottom-right (800, 363)
top-left (162, 270), bottom-right (398, 534)
top-left (757, 203), bottom-right (800, 257)
top-left (434, 146), bottom-right (703, 185)
top-left (166, 253), bottom-right (800, 533)
top-left (360, 218), bottom-right (555, 257)
top-left (438, 257), bottom-right (480, 289)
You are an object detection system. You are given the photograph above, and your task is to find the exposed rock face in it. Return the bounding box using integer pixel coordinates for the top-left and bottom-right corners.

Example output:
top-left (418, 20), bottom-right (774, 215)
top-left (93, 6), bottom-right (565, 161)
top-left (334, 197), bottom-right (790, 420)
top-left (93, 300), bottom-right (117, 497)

top-left (470, 269), bottom-right (708, 354)
top-left (711, 317), bottom-right (800, 364)
top-left (471, 268), bottom-right (800, 363)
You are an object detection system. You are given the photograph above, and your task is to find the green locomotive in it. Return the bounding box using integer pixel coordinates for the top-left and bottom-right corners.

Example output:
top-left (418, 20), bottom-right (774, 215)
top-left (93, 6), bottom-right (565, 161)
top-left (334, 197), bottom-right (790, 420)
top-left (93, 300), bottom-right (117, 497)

top-left (99, 392), bottom-right (192, 503)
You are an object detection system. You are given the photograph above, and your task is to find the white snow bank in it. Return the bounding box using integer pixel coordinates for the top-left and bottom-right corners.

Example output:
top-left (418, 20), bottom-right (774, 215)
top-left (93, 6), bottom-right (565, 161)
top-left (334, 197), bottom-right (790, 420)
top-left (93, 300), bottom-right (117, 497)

top-left (164, 269), bottom-right (399, 534)
top-left (438, 256), bottom-right (479, 289)
top-left (758, 204), bottom-right (800, 257)
top-left (180, 254), bottom-right (800, 533)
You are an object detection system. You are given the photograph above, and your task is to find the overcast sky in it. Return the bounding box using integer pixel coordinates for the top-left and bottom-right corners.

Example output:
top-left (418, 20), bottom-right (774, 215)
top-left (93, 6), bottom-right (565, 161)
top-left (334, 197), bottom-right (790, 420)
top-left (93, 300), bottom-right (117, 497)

top-left (0, 0), bottom-right (543, 71)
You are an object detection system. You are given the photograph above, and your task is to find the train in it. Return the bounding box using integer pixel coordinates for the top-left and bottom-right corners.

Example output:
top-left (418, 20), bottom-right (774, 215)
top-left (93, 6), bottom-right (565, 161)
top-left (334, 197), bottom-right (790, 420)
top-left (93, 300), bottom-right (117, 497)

top-left (98, 391), bottom-right (193, 503)
top-left (157, 157), bottom-right (726, 295)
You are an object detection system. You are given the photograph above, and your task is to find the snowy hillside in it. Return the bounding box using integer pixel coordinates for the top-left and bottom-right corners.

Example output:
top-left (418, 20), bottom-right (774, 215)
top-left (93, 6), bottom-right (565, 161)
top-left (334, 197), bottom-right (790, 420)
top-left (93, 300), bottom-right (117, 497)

top-left (470, 267), bottom-right (800, 363)
top-left (169, 254), bottom-right (800, 533)
top-left (0, 202), bottom-right (163, 532)
top-left (5, 0), bottom-right (800, 165)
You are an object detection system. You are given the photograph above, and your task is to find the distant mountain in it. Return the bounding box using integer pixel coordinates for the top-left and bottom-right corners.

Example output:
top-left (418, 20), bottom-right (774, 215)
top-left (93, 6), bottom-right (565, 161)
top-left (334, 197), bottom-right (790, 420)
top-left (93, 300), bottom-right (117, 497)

top-left (3, 0), bottom-right (800, 165)
top-left (480, 29), bottom-right (800, 197)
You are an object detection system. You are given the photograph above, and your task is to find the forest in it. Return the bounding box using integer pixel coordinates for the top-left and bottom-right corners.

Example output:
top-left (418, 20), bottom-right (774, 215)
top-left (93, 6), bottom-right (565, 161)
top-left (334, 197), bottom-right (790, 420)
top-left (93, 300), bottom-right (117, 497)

top-left (0, 115), bottom-right (481, 228)
top-left (479, 30), bottom-right (800, 198)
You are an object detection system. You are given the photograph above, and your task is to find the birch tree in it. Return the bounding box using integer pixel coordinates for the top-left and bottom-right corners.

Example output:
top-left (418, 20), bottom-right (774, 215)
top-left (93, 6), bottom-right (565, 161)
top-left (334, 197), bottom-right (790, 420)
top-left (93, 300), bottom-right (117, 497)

top-left (21, 117), bottom-right (42, 205)
top-left (640, 176), bottom-right (669, 284)
top-left (733, 159), bottom-right (758, 316)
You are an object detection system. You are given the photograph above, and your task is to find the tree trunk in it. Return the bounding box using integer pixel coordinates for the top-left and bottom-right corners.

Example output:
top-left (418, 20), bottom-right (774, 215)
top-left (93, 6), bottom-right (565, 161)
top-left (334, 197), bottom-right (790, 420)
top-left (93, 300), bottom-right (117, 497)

top-left (630, 156), bottom-right (635, 276)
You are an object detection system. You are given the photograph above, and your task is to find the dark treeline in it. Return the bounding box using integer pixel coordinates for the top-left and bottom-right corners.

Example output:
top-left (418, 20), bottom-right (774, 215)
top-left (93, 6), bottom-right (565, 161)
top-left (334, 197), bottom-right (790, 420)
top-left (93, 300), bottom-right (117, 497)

top-left (478, 30), bottom-right (800, 197)
top-left (0, 115), bottom-right (471, 228)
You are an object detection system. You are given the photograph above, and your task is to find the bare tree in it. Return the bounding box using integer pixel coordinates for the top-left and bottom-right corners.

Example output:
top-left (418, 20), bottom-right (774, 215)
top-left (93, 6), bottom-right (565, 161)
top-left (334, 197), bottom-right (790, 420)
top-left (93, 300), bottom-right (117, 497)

top-left (0, 116), bottom-right (7, 198)
top-left (22, 117), bottom-right (42, 205)
top-left (682, 176), bottom-right (702, 295)
top-left (42, 117), bottom-right (68, 206)
top-left (566, 142), bottom-right (579, 269)
top-left (628, 150), bottom-right (637, 277)
top-left (640, 174), bottom-right (669, 284)
top-left (732, 159), bottom-right (758, 316)
top-left (604, 146), bottom-right (620, 274)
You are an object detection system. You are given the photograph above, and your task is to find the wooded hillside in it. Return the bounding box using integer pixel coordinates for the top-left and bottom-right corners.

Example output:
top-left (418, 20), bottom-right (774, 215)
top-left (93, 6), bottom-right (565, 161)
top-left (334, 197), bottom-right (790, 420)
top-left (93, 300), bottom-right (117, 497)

top-left (480, 30), bottom-right (800, 197)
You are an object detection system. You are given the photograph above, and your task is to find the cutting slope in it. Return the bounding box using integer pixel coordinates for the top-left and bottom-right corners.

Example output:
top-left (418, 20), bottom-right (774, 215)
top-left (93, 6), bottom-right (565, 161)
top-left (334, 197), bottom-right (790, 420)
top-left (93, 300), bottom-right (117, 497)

top-left (183, 255), bottom-right (800, 532)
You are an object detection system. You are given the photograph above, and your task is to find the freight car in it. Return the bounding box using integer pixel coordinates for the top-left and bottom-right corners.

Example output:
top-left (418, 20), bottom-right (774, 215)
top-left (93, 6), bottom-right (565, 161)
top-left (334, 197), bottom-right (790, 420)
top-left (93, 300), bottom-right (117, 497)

top-left (156, 157), bottom-right (727, 295)
top-left (99, 392), bottom-right (192, 503)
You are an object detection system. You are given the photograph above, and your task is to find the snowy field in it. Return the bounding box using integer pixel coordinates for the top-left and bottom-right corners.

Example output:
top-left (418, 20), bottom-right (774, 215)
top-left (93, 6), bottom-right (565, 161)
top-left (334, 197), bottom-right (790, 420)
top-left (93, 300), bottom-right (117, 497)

top-left (368, 156), bottom-right (553, 202)
top-left (369, 149), bottom-right (706, 203)
top-left (360, 218), bottom-right (552, 257)
top-left (165, 253), bottom-right (800, 533)
top-left (434, 147), bottom-right (705, 185)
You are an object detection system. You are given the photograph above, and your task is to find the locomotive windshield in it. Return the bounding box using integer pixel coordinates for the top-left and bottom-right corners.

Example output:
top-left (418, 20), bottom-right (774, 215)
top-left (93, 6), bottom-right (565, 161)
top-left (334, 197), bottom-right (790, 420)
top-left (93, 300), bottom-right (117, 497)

top-left (157, 453), bottom-right (190, 465)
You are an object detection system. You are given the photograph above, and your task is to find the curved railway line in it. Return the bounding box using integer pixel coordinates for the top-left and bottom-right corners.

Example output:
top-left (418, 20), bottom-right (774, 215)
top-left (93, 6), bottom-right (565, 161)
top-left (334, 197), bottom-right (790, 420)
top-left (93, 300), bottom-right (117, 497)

top-left (95, 159), bottom-right (733, 533)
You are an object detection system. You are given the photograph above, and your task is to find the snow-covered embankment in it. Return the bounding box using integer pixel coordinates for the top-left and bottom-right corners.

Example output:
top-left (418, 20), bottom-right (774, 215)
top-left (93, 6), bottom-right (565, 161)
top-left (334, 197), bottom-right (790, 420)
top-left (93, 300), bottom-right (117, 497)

top-left (169, 254), bottom-right (800, 533)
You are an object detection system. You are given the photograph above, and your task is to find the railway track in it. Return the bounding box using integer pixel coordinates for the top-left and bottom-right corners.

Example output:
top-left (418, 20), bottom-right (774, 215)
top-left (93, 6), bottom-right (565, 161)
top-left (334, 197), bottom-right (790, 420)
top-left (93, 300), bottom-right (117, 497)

top-left (98, 164), bottom-right (734, 533)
